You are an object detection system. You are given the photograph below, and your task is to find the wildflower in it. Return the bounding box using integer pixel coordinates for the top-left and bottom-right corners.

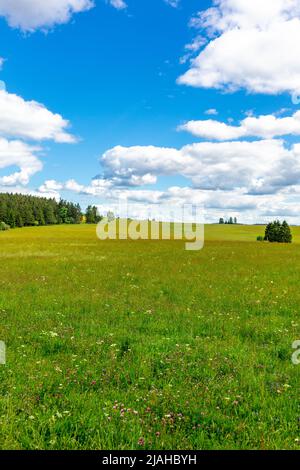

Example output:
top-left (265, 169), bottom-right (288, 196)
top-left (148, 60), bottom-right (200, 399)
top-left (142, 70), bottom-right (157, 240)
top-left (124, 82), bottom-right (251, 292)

top-left (138, 438), bottom-right (145, 446)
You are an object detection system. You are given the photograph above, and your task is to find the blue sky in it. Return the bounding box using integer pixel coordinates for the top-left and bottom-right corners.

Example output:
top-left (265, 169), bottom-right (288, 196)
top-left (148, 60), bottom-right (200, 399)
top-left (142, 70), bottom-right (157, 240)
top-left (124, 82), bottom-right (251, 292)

top-left (1, 0), bottom-right (208, 183)
top-left (1, 0), bottom-right (300, 223)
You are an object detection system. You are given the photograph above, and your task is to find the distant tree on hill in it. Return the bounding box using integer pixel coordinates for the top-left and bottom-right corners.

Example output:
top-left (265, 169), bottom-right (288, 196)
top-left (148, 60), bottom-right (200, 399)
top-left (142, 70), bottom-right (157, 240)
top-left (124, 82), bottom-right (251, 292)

top-left (57, 200), bottom-right (81, 224)
top-left (85, 206), bottom-right (103, 224)
top-left (220, 216), bottom-right (237, 224)
top-left (264, 220), bottom-right (292, 243)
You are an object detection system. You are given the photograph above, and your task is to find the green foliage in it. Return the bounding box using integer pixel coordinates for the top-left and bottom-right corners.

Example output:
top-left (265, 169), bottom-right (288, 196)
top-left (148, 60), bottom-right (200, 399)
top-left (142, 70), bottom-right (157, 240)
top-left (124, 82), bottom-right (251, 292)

top-left (257, 235), bottom-right (264, 242)
top-left (0, 193), bottom-right (82, 228)
top-left (58, 206), bottom-right (68, 223)
top-left (264, 220), bottom-right (292, 243)
top-left (85, 205), bottom-right (103, 224)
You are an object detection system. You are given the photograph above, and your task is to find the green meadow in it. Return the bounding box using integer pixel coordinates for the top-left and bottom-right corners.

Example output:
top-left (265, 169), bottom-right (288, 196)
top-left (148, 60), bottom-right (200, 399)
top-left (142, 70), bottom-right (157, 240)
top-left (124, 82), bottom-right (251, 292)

top-left (0, 224), bottom-right (299, 450)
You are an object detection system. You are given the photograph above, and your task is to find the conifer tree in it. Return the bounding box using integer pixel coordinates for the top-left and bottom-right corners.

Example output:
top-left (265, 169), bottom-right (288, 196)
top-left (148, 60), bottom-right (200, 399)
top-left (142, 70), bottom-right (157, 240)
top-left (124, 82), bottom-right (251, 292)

top-left (264, 220), bottom-right (292, 243)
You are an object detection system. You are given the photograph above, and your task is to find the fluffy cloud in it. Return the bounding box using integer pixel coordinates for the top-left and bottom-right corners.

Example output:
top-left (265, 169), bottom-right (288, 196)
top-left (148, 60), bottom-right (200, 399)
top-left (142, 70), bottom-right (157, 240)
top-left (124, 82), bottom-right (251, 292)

top-left (179, 35), bottom-right (207, 64)
top-left (0, 0), bottom-right (94, 32)
top-left (205, 108), bottom-right (218, 116)
top-left (0, 89), bottom-right (76, 143)
top-left (38, 179), bottom-right (63, 192)
top-left (0, 138), bottom-right (42, 186)
top-left (39, 177), bottom-right (113, 196)
top-left (99, 139), bottom-right (300, 195)
top-left (39, 175), bottom-right (300, 224)
top-left (178, 0), bottom-right (300, 95)
top-left (108, 0), bottom-right (127, 10)
top-left (0, 82), bottom-right (76, 187)
top-left (179, 111), bottom-right (300, 140)
top-left (101, 145), bottom-right (185, 185)
top-left (0, 185), bottom-right (62, 201)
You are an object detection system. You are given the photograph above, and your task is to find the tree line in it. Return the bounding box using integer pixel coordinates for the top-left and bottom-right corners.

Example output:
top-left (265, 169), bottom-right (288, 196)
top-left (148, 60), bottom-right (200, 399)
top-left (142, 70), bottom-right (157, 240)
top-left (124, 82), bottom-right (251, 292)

top-left (219, 217), bottom-right (237, 224)
top-left (0, 193), bottom-right (105, 230)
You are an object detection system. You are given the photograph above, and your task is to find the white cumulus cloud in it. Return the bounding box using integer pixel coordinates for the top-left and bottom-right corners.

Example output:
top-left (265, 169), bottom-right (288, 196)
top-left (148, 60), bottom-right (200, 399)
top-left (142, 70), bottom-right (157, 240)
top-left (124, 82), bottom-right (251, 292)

top-left (0, 138), bottom-right (42, 186)
top-left (99, 139), bottom-right (300, 195)
top-left (0, 89), bottom-right (76, 143)
top-left (179, 111), bottom-right (300, 140)
top-left (108, 0), bottom-right (127, 10)
top-left (0, 0), bottom-right (94, 32)
top-left (0, 83), bottom-right (76, 187)
top-left (39, 177), bottom-right (113, 196)
top-left (38, 179), bottom-right (63, 192)
top-left (178, 0), bottom-right (300, 95)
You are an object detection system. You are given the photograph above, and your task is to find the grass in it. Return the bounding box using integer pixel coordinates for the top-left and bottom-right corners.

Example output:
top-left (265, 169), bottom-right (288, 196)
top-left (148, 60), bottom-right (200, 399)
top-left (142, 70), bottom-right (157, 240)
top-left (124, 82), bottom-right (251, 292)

top-left (0, 223), bottom-right (299, 450)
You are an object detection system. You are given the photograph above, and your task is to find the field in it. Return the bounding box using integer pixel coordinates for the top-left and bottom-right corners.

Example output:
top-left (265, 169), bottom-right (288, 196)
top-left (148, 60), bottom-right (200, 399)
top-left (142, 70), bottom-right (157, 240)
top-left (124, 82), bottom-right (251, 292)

top-left (0, 224), bottom-right (299, 450)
